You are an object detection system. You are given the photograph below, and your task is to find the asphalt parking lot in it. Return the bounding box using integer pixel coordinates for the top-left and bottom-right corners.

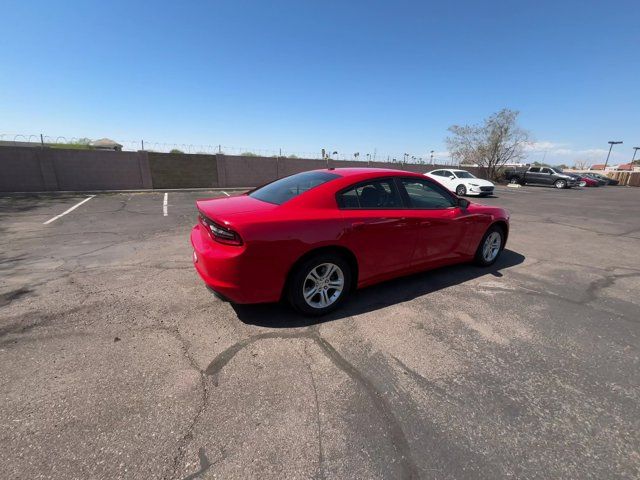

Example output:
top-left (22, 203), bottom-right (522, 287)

top-left (1, 184), bottom-right (639, 479)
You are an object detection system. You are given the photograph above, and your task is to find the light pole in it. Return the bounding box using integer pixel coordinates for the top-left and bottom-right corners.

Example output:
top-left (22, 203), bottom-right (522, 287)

top-left (632, 146), bottom-right (640, 167)
top-left (430, 150), bottom-right (434, 164)
top-left (604, 141), bottom-right (623, 170)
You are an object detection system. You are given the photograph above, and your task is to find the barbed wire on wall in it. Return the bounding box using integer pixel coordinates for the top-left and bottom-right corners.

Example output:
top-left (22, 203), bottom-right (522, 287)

top-left (0, 133), bottom-right (459, 165)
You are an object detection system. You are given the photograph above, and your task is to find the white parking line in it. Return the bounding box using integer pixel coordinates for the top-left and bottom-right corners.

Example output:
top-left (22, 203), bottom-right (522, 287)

top-left (222, 191), bottom-right (230, 197)
top-left (43, 195), bottom-right (96, 225)
top-left (163, 192), bottom-right (168, 216)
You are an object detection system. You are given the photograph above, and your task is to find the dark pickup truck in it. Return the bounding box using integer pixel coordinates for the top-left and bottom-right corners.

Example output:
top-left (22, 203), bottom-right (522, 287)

top-left (504, 166), bottom-right (578, 189)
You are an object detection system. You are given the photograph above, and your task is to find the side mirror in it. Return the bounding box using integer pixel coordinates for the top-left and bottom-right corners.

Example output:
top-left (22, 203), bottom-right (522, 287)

top-left (449, 175), bottom-right (456, 180)
top-left (457, 198), bottom-right (470, 209)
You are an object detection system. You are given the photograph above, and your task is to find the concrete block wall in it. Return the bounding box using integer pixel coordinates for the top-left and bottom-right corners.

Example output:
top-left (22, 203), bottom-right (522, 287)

top-left (148, 152), bottom-right (218, 189)
top-left (0, 147), bottom-right (52, 192)
top-left (0, 145), bottom-right (488, 192)
top-left (0, 146), bottom-right (152, 192)
top-left (49, 149), bottom-right (149, 191)
top-left (216, 155), bottom-right (278, 188)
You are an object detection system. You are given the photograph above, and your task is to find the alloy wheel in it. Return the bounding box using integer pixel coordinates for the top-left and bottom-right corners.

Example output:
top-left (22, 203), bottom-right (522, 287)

top-left (482, 231), bottom-right (502, 263)
top-left (303, 263), bottom-right (345, 309)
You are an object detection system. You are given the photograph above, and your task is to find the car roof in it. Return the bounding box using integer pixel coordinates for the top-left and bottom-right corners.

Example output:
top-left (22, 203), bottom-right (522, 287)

top-left (282, 168), bottom-right (430, 208)
top-left (324, 167), bottom-right (424, 177)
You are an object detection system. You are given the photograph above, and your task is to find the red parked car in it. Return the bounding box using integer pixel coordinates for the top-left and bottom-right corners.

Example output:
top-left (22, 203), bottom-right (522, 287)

top-left (191, 168), bottom-right (510, 315)
top-left (569, 174), bottom-right (600, 187)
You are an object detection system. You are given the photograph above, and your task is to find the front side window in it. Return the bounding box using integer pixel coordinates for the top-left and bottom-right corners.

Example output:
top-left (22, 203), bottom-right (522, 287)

top-left (401, 179), bottom-right (456, 209)
top-left (249, 171), bottom-right (339, 205)
top-left (541, 168), bottom-right (552, 174)
top-left (337, 179), bottom-right (402, 209)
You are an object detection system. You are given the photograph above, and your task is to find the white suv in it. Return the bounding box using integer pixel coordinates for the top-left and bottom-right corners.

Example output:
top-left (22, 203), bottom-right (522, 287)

top-left (425, 169), bottom-right (495, 197)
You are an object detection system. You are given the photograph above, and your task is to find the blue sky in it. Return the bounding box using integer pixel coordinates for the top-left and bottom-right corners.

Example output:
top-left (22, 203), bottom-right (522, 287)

top-left (1, 0), bottom-right (638, 165)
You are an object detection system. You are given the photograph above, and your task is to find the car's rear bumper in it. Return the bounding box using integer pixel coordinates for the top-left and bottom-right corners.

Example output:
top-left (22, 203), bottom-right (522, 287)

top-left (191, 224), bottom-right (284, 304)
top-left (190, 225), bottom-right (246, 302)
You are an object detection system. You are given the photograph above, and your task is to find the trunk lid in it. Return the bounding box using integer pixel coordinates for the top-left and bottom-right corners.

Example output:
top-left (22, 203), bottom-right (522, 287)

top-left (196, 195), bottom-right (277, 223)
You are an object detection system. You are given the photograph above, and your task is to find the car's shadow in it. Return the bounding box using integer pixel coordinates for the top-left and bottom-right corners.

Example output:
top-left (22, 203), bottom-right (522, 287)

top-left (232, 249), bottom-right (525, 328)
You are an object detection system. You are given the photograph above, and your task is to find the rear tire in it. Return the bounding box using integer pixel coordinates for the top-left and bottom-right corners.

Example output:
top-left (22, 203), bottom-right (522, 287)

top-left (287, 253), bottom-right (352, 316)
top-left (474, 225), bottom-right (504, 266)
top-left (456, 185), bottom-right (467, 196)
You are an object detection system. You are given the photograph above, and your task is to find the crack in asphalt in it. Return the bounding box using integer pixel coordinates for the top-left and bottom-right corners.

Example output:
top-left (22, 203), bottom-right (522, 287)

top-left (391, 355), bottom-right (460, 408)
top-left (181, 447), bottom-right (216, 480)
top-left (146, 325), bottom-right (211, 480)
top-left (203, 328), bottom-right (420, 479)
top-left (298, 342), bottom-right (325, 480)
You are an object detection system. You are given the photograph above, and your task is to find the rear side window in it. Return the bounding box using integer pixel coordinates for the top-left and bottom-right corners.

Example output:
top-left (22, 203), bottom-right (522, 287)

top-left (529, 167), bottom-right (540, 172)
top-left (337, 179), bottom-right (402, 209)
top-left (401, 179), bottom-right (456, 209)
top-left (430, 170), bottom-right (444, 177)
top-left (249, 171), bottom-right (339, 205)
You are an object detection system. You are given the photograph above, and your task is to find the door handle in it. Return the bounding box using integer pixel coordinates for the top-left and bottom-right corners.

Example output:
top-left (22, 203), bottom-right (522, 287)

top-left (351, 221), bottom-right (365, 230)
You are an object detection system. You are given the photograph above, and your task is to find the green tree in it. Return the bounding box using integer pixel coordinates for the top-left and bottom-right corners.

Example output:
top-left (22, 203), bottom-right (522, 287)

top-left (169, 148), bottom-right (184, 154)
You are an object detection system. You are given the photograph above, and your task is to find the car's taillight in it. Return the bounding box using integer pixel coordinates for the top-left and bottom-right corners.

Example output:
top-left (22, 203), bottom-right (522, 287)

top-left (198, 213), bottom-right (243, 246)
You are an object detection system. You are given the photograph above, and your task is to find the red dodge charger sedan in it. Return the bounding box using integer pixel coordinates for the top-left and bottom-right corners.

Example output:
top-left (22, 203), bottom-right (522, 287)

top-left (191, 168), bottom-right (509, 315)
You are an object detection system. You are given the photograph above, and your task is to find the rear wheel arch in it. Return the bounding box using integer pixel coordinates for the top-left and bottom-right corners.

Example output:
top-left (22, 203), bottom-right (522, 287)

top-left (282, 246), bottom-right (359, 300)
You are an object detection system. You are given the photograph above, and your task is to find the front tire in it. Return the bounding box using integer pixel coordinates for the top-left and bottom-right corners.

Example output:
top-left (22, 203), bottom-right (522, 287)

top-left (287, 253), bottom-right (351, 316)
top-left (456, 185), bottom-right (467, 196)
top-left (474, 225), bottom-right (504, 266)
top-left (554, 179), bottom-right (567, 189)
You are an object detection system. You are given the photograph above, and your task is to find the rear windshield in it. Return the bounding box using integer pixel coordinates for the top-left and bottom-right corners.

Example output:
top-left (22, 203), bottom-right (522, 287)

top-left (249, 171), bottom-right (340, 205)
